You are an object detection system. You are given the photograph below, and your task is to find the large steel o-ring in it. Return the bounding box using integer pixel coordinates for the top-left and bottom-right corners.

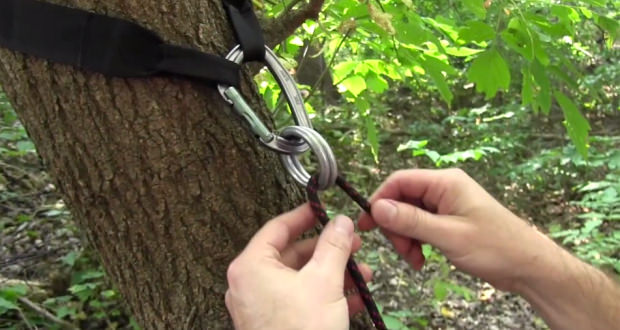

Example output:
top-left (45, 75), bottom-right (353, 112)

top-left (279, 126), bottom-right (338, 190)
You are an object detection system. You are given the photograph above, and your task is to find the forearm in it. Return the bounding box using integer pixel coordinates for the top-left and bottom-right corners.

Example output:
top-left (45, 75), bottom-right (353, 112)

top-left (515, 237), bottom-right (620, 330)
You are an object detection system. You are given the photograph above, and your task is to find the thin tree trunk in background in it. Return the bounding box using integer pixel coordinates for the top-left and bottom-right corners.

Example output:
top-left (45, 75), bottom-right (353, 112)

top-left (0, 0), bottom-right (304, 328)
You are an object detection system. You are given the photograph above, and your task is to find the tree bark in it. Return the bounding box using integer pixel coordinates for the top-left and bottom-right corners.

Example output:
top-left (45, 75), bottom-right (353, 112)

top-left (0, 0), bottom-right (306, 328)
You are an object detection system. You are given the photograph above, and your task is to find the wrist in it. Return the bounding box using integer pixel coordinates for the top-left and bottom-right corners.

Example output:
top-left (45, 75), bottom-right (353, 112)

top-left (512, 230), bottom-right (567, 296)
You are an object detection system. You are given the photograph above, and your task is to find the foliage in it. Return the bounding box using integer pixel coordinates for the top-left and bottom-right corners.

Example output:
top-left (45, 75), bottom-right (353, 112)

top-left (0, 91), bottom-right (35, 157)
top-left (0, 0), bottom-right (618, 328)
top-left (260, 0), bottom-right (618, 161)
top-left (0, 248), bottom-right (136, 329)
top-left (550, 170), bottom-right (620, 273)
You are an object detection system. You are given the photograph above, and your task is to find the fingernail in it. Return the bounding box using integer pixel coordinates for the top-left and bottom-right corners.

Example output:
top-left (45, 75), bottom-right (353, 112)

top-left (334, 215), bottom-right (353, 235)
top-left (375, 199), bottom-right (398, 223)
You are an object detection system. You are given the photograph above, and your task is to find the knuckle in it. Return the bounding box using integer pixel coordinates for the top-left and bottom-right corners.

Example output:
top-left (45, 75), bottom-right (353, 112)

top-left (326, 232), bottom-right (351, 254)
top-left (401, 205), bottom-right (423, 234)
top-left (446, 167), bottom-right (466, 177)
top-left (226, 258), bottom-right (245, 287)
top-left (224, 290), bottom-right (233, 309)
top-left (391, 169), bottom-right (412, 182)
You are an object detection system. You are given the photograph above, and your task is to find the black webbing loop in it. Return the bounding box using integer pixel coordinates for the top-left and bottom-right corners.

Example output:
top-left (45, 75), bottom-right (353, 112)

top-left (222, 0), bottom-right (266, 62)
top-left (0, 0), bottom-right (241, 87)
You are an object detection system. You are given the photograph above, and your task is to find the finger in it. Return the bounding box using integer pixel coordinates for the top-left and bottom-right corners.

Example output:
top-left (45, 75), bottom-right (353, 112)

top-left (360, 196), bottom-right (428, 231)
top-left (372, 199), bottom-right (465, 251)
top-left (281, 234), bottom-right (362, 270)
top-left (358, 212), bottom-right (378, 231)
top-left (244, 203), bottom-right (316, 258)
top-left (360, 169), bottom-right (469, 229)
top-left (304, 215), bottom-right (354, 279)
top-left (347, 293), bottom-right (365, 316)
top-left (379, 228), bottom-right (425, 270)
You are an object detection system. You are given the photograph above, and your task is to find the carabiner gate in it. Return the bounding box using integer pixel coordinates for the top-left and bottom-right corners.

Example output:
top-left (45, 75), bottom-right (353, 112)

top-left (218, 45), bottom-right (312, 154)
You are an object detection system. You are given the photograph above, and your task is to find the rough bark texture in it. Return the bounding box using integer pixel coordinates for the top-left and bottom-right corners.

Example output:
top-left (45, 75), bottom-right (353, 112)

top-left (0, 0), bottom-right (305, 328)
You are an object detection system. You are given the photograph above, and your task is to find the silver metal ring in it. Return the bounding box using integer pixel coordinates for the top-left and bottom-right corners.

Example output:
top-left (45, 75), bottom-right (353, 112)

top-left (217, 45), bottom-right (313, 154)
top-left (279, 126), bottom-right (338, 190)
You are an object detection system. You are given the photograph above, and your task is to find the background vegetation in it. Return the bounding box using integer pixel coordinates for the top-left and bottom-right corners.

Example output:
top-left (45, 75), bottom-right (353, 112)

top-left (1, 0), bottom-right (618, 328)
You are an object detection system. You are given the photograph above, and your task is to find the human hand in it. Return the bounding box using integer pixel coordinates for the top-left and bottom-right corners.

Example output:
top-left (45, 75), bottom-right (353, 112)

top-left (359, 168), bottom-right (554, 291)
top-left (225, 203), bottom-right (373, 330)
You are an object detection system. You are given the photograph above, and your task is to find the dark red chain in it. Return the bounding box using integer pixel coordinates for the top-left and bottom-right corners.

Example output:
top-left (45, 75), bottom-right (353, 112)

top-left (306, 174), bottom-right (386, 330)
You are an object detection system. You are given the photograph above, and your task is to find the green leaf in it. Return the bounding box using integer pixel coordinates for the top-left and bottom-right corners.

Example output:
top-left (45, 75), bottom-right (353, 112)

top-left (60, 251), bottom-right (79, 267)
top-left (554, 91), bottom-right (591, 158)
top-left (548, 66), bottom-right (578, 90)
top-left (0, 284), bottom-right (28, 298)
top-left (501, 18), bottom-right (535, 61)
top-left (333, 61), bottom-right (358, 82)
top-left (583, 219), bottom-right (603, 233)
top-left (355, 97), bottom-right (370, 115)
top-left (0, 297), bottom-right (18, 311)
top-left (340, 75), bottom-right (367, 96)
top-left (16, 141), bottom-right (35, 152)
top-left (531, 60), bottom-right (551, 114)
top-left (420, 56), bottom-right (454, 105)
top-left (463, 0), bottom-right (486, 19)
top-left (397, 140), bottom-right (428, 151)
top-left (366, 73), bottom-right (389, 93)
top-left (459, 21), bottom-right (495, 43)
top-left (467, 49), bottom-right (510, 99)
top-left (56, 306), bottom-right (76, 319)
top-left (365, 117), bottom-right (380, 164)
top-left (422, 16), bottom-right (460, 41)
top-left (288, 36), bottom-right (304, 46)
top-left (579, 0), bottom-right (607, 6)
top-left (445, 46), bottom-right (484, 57)
top-left (521, 67), bottom-right (534, 106)
top-left (551, 5), bottom-right (581, 29)
top-left (594, 14), bottom-right (620, 47)
top-left (73, 270), bottom-right (105, 283)
top-left (383, 315), bottom-right (406, 329)
top-left (433, 281), bottom-right (449, 300)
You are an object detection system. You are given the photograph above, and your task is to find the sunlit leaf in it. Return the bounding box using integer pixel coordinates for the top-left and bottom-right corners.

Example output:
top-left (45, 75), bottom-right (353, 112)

top-left (397, 140), bottom-right (428, 151)
top-left (288, 36), bottom-right (304, 46)
top-left (445, 46), bottom-right (484, 57)
top-left (340, 75), bottom-right (367, 96)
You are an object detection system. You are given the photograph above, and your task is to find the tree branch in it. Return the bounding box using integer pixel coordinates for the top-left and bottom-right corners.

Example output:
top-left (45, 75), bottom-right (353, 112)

top-left (262, 0), bottom-right (326, 47)
top-left (18, 297), bottom-right (78, 330)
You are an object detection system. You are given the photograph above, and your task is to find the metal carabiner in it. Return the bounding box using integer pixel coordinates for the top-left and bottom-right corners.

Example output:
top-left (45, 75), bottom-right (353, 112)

top-left (279, 125), bottom-right (338, 190)
top-left (218, 45), bottom-right (312, 154)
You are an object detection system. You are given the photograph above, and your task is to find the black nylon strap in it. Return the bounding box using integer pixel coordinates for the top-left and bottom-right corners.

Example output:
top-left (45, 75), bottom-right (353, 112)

top-left (222, 0), bottom-right (265, 62)
top-left (0, 0), bottom-right (241, 87)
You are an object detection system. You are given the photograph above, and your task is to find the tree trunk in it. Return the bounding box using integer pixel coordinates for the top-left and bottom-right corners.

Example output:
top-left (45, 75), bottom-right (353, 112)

top-left (0, 0), bottom-right (305, 328)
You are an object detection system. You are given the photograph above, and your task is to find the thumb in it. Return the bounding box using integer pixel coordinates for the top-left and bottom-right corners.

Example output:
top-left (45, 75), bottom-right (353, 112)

top-left (306, 215), bottom-right (354, 277)
top-left (372, 199), bottom-right (457, 251)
